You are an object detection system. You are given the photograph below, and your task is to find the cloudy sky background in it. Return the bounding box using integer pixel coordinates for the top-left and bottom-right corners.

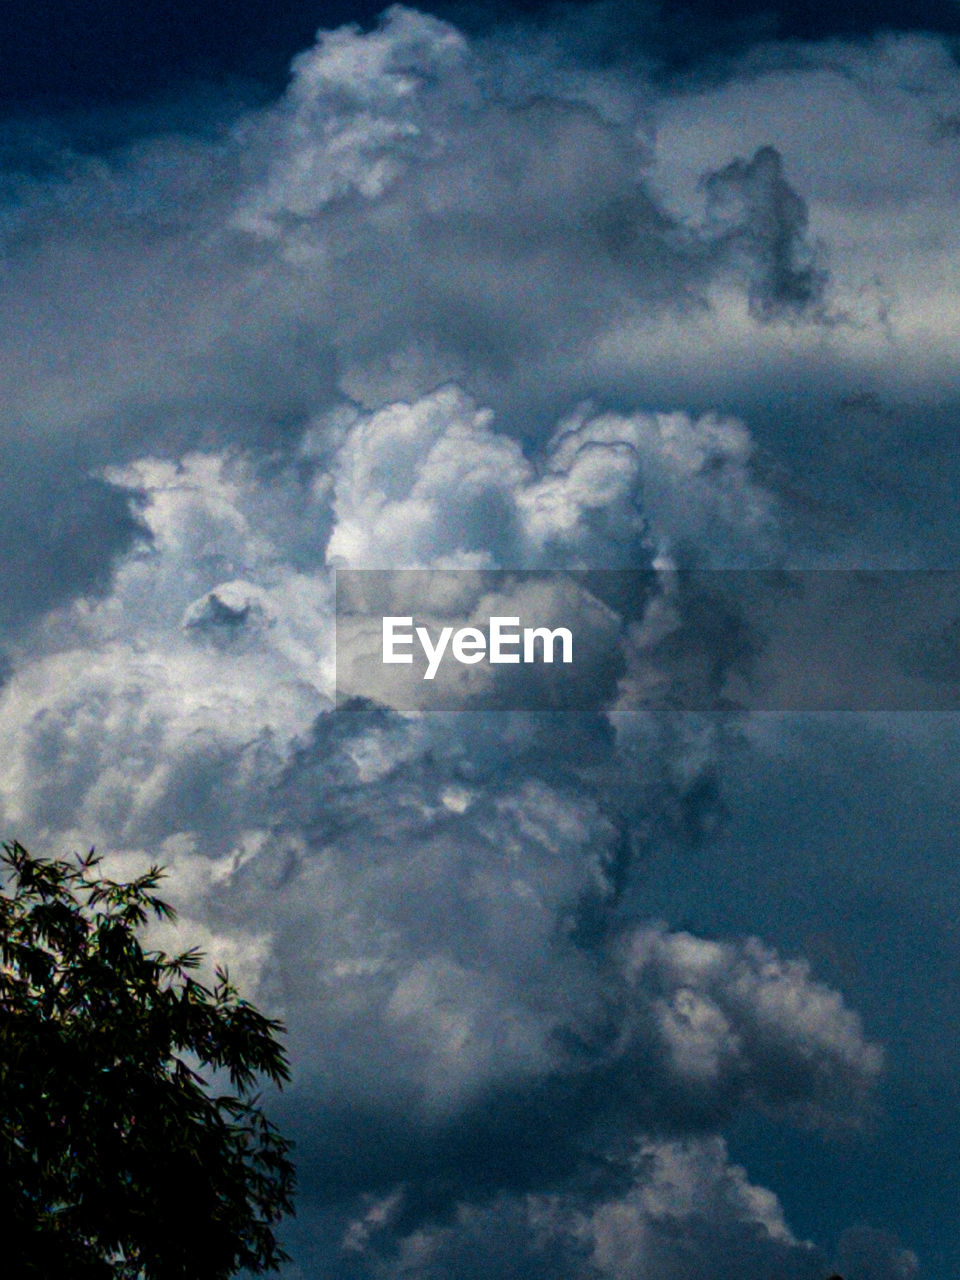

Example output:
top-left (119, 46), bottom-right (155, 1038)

top-left (3, 2), bottom-right (960, 1275)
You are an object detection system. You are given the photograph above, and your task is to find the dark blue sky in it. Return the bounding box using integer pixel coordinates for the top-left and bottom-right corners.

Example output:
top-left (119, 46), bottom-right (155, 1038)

top-left (7, 0), bottom-right (960, 106)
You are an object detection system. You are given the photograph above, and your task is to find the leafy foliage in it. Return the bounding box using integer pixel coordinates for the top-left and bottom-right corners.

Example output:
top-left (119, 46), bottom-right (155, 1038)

top-left (0, 841), bottom-right (295, 1279)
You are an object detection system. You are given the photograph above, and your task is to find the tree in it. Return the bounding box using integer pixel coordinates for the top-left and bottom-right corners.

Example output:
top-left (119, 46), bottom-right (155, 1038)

top-left (0, 840), bottom-right (295, 1279)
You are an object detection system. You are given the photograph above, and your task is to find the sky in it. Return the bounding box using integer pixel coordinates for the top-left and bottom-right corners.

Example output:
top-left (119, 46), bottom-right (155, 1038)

top-left (2, 2), bottom-right (960, 1277)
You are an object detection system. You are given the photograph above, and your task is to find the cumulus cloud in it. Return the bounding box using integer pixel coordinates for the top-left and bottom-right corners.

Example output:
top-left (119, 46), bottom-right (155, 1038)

top-left (233, 704), bottom-right (881, 1139)
top-left (2, 2), bottom-right (955, 1273)
top-left (0, 369), bottom-right (878, 1268)
top-left (322, 1136), bottom-right (824, 1279)
top-left (328, 384), bottom-right (775, 570)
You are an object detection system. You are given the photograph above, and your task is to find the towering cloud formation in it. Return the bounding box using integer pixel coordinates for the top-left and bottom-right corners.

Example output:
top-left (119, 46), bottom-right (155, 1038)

top-left (0, 3), bottom-right (954, 1274)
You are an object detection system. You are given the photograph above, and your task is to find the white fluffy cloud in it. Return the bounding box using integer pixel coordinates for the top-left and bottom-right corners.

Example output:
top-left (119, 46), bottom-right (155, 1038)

top-left (328, 385), bottom-right (775, 569)
top-left (0, 374), bottom-right (878, 1268)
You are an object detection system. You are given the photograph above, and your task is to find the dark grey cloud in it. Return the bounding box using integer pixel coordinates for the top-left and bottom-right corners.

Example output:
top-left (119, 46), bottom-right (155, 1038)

top-left (0, 452), bottom-right (144, 635)
top-left (702, 145), bottom-right (826, 319)
top-left (833, 1225), bottom-right (919, 1280)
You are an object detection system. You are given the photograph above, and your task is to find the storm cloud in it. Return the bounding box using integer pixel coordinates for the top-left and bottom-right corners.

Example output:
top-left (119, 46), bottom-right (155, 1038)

top-left (0, 3), bottom-right (957, 1275)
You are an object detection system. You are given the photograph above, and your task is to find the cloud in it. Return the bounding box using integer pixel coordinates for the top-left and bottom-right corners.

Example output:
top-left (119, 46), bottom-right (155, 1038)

top-left (3, 2), bottom-right (957, 1273)
top-left (702, 145), bottom-right (827, 320)
top-left (0, 371), bottom-right (880, 1268)
top-left (253, 709), bottom-right (880, 1138)
top-left (0, 458), bottom-right (142, 638)
top-left (328, 384), bottom-right (776, 572)
top-left (325, 1136), bottom-right (825, 1280)
top-left (833, 1225), bottom-right (920, 1280)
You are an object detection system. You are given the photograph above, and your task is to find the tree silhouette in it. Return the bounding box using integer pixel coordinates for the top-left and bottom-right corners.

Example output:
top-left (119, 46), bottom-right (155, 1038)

top-left (0, 841), bottom-right (295, 1279)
